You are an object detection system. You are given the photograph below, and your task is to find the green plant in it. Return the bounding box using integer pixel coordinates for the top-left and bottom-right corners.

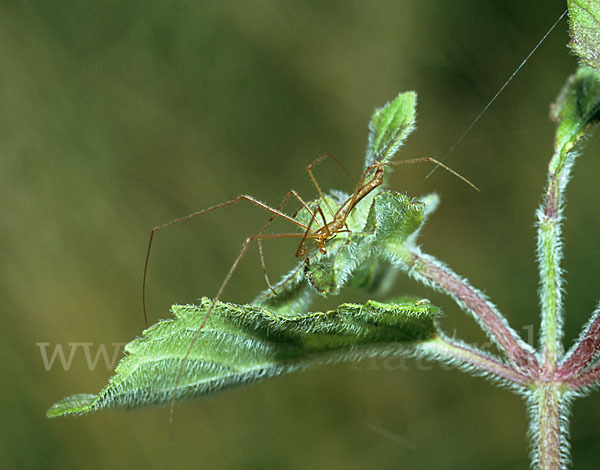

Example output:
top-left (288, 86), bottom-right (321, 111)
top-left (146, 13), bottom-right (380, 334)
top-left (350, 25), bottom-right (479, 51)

top-left (47, 4), bottom-right (600, 469)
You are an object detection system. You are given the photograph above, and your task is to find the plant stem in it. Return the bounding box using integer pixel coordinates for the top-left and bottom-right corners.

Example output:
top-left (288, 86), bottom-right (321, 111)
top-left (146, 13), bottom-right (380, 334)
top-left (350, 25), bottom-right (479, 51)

top-left (531, 65), bottom-right (600, 467)
top-left (537, 214), bottom-right (562, 368)
top-left (396, 248), bottom-right (538, 375)
top-left (531, 137), bottom-right (578, 470)
top-left (537, 145), bottom-right (574, 368)
top-left (419, 334), bottom-right (531, 386)
top-left (529, 383), bottom-right (569, 470)
top-left (566, 364), bottom-right (600, 389)
top-left (558, 305), bottom-right (600, 379)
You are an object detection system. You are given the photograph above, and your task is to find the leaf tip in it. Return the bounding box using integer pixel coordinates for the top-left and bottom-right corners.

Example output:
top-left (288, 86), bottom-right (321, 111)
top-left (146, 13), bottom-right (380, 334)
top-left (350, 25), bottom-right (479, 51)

top-left (365, 91), bottom-right (418, 167)
top-left (47, 393), bottom-right (96, 418)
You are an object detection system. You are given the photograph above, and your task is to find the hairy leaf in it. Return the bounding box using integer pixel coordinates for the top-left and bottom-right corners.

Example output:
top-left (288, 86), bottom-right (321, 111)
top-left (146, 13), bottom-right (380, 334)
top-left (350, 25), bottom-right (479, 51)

top-left (47, 298), bottom-right (441, 417)
top-left (305, 191), bottom-right (432, 295)
top-left (254, 92), bottom-right (422, 312)
top-left (568, 0), bottom-right (600, 71)
top-left (253, 191), bottom-right (437, 305)
top-left (48, 90), bottom-right (444, 419)
top-left (365, 91), bottom-right (417, 167)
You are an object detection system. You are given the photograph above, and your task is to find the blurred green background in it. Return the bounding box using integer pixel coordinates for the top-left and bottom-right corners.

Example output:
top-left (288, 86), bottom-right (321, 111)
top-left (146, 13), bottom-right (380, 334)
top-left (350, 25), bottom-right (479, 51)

top-left (3, 1), bottom-right (600, 468)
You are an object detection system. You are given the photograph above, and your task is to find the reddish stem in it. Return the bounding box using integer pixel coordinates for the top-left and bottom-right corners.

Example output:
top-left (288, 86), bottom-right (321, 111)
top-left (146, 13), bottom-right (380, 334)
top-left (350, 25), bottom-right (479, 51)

top-left (409, 250), bottom-right (539, 377)
top-left (558, 307), bottom-right (600, 380)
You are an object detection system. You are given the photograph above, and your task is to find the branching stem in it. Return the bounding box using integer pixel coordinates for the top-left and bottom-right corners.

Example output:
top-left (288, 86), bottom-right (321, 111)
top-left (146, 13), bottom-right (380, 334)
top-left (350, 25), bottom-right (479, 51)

top-left (398, 248), bottom-right (539, 376)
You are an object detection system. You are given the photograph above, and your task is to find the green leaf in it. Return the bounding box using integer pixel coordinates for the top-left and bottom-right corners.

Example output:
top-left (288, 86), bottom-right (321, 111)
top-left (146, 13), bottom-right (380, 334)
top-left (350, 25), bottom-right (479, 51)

top-left (252, 261), bottom-right (314, 315)
top-left (254, 92), bottom-right (424, 309)
top-left (568, 0), bottom-right (600, 71)
top-left (253, 190), bottom-right (380, 312)
top-left (47, 298), bottom-right (441, 417)
top-left (307, 191), bottom-right (438, 294)
top-left (252, 188), bottom-right (437, 302)
top-left (365, 91), bottom-right (417, 167)
top-left (46, 394), bottom-right (96, 418)
top-left (47, 89), bottom-right (445, 419)
top-left (256, 187), bottom-right (432, 298)
top-left (550, 65), bottom-right (600, 157)
top-left (369, 191), bottom-right (431, 248)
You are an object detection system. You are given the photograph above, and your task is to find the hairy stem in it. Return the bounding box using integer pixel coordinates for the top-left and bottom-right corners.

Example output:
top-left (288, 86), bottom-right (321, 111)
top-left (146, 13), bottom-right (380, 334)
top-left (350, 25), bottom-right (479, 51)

top-left (529, 138), bottom-right (578, 470)
top-left (418, 334), bottom-right (531, 386)
top-left (564, 363), bottom-right (600, 389)
top-left (558, 305), bottom-right (600, 379)
top-left (529, 384), bottom-right (570, 470)
top-left (395, 248), bottom-right (538, 375)
top-left (537, 145), bottom-right (575, 369)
